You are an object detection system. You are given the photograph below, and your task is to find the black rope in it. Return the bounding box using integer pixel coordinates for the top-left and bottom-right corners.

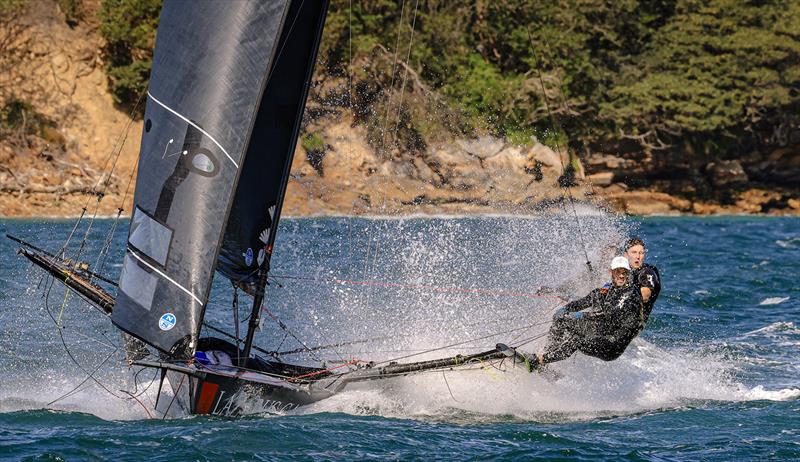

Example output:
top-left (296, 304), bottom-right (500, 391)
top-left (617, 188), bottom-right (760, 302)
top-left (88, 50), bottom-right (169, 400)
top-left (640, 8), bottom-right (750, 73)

top-left (42, 275), bottom-right (126, 402)
top-left (367, 319), bottom-right (554, 369)
top-left (525, 27), bottom-right (594, 274)
top-left (57, 207), bottom-right (86, 259)
top-left (55, 83), bottom-right (144, 262)
top-left (46, 349), bottom-right (117, 406)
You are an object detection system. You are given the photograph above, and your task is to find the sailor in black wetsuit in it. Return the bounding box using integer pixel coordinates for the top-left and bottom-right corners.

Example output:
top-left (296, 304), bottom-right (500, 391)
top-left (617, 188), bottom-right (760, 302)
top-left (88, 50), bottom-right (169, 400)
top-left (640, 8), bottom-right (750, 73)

top-left (623, 236), bottom-right (661, 325)
top-left (529, 256), bottom-right (644, 367)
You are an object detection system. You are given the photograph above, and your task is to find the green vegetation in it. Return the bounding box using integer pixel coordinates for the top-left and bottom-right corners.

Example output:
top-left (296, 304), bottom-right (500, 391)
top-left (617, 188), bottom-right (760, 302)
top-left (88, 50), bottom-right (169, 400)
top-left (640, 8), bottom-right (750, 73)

top-left (301, 132), bottom-right (325, 154)
top-left (97, 0), bottom-right (800, 158)
top-left (57, 0), bottom-right (83, 26)
top-left (600, 0), bottom-right (800, 156)
top-left (99, 0), bottom-right (161, 113)
top-left (0, 98), bottom-right (63, 147)
top-left (302, 132), bottom-right (326, 175)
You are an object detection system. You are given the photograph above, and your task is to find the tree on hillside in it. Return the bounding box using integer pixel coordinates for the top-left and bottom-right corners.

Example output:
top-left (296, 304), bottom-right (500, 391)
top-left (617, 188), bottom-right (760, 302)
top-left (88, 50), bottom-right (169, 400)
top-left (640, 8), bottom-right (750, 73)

top-left (99, 0), bottom-right (161, 114)
top-left (601, 0), bottom-right (800, 156)
top-left (95, 0), bottom-right (800, 163)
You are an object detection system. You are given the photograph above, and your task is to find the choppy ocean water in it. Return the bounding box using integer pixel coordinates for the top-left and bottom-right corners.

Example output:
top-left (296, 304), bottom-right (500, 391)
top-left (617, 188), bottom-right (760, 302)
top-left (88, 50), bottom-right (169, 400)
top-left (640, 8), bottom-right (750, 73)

top-left (0, 214), bottom-right (798, 461)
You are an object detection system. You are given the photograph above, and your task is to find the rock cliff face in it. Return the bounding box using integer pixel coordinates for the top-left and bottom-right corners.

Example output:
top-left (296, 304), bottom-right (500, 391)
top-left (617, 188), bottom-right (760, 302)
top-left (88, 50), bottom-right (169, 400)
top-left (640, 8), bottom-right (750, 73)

top-left (582, 145), bottom-right (800, 215)
top-left (283, 127), bottom-right (581, 216)
top-left (1, 1), bottom-right (798, 218)
top-left (0, 0), bottom-right (140, 217)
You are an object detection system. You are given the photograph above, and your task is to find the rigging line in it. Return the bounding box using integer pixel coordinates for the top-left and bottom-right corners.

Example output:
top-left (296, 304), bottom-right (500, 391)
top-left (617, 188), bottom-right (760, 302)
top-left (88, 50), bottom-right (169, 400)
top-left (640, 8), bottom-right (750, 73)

top-left (161, 373), bottom-right (185, 419)
top-left (95, 160), bottom-right (137, 279)
top-left (361, 0), bottom-right (409, 313)
top-left (96, 88), bottom-right (146, 196)
top-left (42, 277), bottom-right (126, 401)
top-left (96, 87), bottom-right (145, 199)
top-left (71, 191), bottom-right (105, 271)
top-left (511, 331), bottom-right (549, 350)
top-left (59, 88), bottom-right (145, 260)
top-left (258, 302), bottom-right (323, 363)
top-left (248, 288), bottom-right (561, 357)
top-left (525, 27), bottom-right (593, 272)
top-left (127, 368), bottom-right (159, 400)
top-left (263, 0), bottom-right (307, 92)
top-left (345, 0), bottom-right (357, 275)
top-left (367, 320), bottom-right (553, 368)
top-left (310, 345), bottom-right (510, 360)
top-left (200, 322), bottom-right (276, 358)
top-left (94, 211), bottom-right (121, 278)
top-left (507, 323), bottom-right (548, 347)
top-left (329, 358), bottom-right (509, 383)
top-left (56, 207), bottom-right (85, 259)
top-left (46, 348), bottom-right (118, 406)
top-left (66, 326), bottom-right (119, 351)
top-left (119, 389), bottom-right (154, 419)
top-left (378, 0), bottom-right (407, 157)
top-left (391, 0), bottom-right (420, 136)
top-left (90, 209), bottom-right (120, 283)
top-left (231, 283), bottom-right (241, 364)
top-left (274, 316), bottom-right (553, 357)
top-left (126, 364), bottom-right (151, 396)
top-left (270, 273), bottom-right (567, 303)
top-left (287, 359), bottom-right (363, 382)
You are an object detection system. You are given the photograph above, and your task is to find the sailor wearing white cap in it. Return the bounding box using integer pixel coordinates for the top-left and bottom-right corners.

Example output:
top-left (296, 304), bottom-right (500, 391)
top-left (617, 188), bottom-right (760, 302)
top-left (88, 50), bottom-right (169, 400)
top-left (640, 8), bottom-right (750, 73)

top-left (520, 255), bottom-right (645, 371)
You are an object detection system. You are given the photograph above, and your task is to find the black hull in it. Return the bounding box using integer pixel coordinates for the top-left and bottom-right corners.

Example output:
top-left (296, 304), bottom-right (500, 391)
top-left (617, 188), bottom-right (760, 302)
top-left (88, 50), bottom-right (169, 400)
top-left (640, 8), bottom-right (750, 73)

top-left (141, 359), bottom-right (338, 417)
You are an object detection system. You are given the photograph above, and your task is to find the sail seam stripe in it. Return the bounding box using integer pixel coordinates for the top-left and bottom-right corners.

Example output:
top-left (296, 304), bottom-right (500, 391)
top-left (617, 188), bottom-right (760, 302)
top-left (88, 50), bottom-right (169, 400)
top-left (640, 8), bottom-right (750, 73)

top-left (146, 91), bottom-right (239, 169)
top-left (128, 248), bottom-right (203, 306)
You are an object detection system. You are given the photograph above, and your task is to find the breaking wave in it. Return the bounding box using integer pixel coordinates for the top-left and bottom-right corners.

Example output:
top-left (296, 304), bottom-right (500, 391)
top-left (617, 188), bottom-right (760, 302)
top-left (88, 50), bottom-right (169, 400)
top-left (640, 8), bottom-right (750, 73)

top-left (300, 336), bottom-right (798, 423)
top-left (775, 237), bottom-right (800, 248)
top-left (759, 297), bottom-right (790, 305)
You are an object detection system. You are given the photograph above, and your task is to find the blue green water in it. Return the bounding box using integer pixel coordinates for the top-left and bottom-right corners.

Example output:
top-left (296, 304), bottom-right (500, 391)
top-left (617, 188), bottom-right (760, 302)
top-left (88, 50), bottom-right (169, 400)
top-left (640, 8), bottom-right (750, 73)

top-left (1, 215), bottom-right (798, 460)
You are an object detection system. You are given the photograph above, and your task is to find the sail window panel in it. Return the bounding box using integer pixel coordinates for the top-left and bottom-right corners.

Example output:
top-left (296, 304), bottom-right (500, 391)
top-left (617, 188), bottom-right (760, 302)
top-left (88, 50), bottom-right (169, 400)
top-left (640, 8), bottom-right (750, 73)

top-left (119, 254), bottom-right (158, 311)
top-left (129, 206), bottom-right (173, 267)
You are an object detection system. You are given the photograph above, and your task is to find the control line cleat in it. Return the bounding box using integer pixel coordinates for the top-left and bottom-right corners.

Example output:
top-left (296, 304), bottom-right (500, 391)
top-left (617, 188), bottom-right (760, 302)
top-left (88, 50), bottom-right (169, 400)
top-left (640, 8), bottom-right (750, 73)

top-left (495, 343), bottom-right (539, 373)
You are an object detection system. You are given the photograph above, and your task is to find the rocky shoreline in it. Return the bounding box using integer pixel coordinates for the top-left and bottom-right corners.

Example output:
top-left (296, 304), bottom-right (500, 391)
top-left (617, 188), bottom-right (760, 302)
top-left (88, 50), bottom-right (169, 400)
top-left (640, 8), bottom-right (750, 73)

top-left (1, 1), bottom-right (798, 219)
top-left (2, 128), bottom-right (798, 219)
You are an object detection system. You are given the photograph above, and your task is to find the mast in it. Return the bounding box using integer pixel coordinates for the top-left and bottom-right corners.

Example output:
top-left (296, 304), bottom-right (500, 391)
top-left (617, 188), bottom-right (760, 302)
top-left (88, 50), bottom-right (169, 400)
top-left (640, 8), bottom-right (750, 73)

top-left (241, 264), bottom-right (270, 367)
top-left (238, 0), bottom-right (329, 365)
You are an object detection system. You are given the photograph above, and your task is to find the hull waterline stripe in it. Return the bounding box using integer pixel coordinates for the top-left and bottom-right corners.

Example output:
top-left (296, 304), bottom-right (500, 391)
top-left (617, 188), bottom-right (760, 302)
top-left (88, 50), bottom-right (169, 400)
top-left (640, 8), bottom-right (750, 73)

top-left (128, 248), bottom-right (204, 306)
top-left (147, 91), bottom-right (239, 169)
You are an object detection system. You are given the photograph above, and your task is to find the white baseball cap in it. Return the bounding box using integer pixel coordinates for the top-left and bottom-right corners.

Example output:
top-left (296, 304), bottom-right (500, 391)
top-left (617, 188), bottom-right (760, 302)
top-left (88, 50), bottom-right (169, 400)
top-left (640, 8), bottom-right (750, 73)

top-left (610, 256), bottom-right (631, 271)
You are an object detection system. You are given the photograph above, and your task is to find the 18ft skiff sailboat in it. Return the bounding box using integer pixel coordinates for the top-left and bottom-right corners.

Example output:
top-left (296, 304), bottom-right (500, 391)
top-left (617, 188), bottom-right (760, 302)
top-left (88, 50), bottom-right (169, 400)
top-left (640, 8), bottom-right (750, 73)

top-left (8, 1), bottom-right (546, 417)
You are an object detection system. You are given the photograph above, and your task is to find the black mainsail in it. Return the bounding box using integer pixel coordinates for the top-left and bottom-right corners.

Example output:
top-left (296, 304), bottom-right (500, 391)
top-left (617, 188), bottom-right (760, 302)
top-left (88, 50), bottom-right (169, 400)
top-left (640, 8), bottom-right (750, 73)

top-left (112, 0), bottom-right (329, 359)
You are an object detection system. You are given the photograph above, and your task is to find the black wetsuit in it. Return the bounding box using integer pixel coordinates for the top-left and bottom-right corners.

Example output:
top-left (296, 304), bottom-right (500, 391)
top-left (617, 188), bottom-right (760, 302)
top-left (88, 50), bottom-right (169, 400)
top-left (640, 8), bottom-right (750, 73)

top-left (633, 263), bottom-right (661, 324)
top-left (542, 281), bottom-right (644, 364)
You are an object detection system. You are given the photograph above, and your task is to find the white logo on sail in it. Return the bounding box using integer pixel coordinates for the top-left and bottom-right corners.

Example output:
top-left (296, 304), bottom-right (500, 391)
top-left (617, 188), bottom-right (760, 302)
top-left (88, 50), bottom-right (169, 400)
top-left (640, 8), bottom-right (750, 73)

top-left (159, 313), bottom-right (177, 331)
